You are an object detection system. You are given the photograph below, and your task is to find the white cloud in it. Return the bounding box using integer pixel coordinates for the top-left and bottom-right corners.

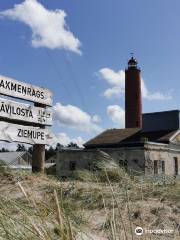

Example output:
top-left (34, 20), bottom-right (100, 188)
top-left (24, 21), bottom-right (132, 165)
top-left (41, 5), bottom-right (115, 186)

top-left (92, 115), bottom-right (101, 123)
top-left (141, 80), bottom-right (172, 100)
top-left (0, 0), bottom-right (81, 54)
top-left (53, 102), bottom-right (102, 133)
top-left (98, 68), bottom-right (172, 100)
top-left (55, 133), bottom-right (84, 147)
top-left (107, 105), bottom-right (125, 128)
top-left (99, 68), bottom-right (125, 86)
top-left (99, 68), bottom-right (125, 98)
top-left (104, 86), bottom-right (122, 98)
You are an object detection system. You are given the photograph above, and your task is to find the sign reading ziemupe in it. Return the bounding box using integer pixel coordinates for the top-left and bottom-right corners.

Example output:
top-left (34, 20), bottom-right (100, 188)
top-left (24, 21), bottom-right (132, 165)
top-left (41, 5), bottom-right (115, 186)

top-left (0, 75), bottom-right (52, 106)
top-left (0, 98), bottom-right (52, 126)
top-left (0, 121), bottom-right (53, 145)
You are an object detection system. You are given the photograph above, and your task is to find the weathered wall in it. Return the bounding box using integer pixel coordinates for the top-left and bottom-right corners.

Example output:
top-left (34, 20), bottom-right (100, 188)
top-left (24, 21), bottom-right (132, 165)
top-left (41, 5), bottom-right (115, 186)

top-left (56, 143), bottom-right (180, 177)
top-left (56, 149), bottom-right (99, 177)
top-left (56, 147), bottom-right (145, 177)
top-left (144, 143), bottom-right (180, 175)
top-left (99, 147), bottom-right (145, 173)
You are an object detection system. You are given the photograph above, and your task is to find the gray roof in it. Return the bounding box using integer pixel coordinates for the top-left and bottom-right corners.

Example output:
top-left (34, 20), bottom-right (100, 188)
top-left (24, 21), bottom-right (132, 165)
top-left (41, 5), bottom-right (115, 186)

top-left (143, 110), bottom-right (180, 132)
top-left (0, 151), bottom-right (28, 165)
top-left (85, 110), bottom-right (180, 148)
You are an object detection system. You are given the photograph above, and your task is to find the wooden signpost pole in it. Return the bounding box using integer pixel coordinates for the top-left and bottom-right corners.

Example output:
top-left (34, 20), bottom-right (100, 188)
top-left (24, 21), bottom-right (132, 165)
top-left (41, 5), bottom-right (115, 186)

top-left (32, 102), bottom-right (46, 173)
top-left (32, 144), bottom-right (45, 173)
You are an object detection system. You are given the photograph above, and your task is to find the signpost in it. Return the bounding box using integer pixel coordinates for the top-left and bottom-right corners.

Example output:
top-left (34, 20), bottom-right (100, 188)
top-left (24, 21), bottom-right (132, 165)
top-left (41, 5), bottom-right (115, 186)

top-left (0, 75), bottom-right (53, 173)
top-left (0, 98), bottom-right (52, 126)
top-left (0, 75), bottom-right (53, 106)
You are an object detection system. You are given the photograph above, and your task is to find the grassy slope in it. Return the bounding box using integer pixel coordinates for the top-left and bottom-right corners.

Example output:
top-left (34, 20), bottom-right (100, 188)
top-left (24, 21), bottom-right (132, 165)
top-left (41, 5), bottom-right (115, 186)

top-left (0, 168), bottom-right (179, 240)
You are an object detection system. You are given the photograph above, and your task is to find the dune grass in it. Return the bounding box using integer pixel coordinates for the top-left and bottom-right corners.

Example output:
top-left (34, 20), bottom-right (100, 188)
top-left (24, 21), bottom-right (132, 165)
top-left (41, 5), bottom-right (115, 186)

top-left (0, 163), bottom-right (179, 239)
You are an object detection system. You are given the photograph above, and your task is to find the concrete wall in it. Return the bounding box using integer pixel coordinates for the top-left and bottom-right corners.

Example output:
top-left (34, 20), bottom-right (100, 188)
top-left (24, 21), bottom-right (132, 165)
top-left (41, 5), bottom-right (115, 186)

top-left (99, 147), bottom-right (145, 173)
top-left (56, 149), bottom-right (99, 177)
top-left (56, 143), bottom-right (180, 177)
top-left (56, 147), bottom-right (145, 177)
top-left (144, 143), bottom-right (180, 175)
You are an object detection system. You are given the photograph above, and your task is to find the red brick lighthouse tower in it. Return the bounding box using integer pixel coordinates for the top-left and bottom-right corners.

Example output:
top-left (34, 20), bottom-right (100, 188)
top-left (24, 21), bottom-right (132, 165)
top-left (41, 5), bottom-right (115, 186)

top-left (125, 56), bottom-right (142, 128)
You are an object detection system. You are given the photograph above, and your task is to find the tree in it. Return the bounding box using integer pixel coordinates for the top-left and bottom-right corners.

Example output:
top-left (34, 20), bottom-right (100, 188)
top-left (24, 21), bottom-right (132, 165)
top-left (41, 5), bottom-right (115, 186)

top-left (55, 143), bottom-right (64, 151)
top-left (45, 146), bottom-right (56, 160)
top-left (28, 146), bottom-right (33, 154)
top-left (0, 148), bottom-right (9, 152)
top-left (16, 144), bottom-right (27, 152)
top-left (67, 142), bottom-right (80, 149)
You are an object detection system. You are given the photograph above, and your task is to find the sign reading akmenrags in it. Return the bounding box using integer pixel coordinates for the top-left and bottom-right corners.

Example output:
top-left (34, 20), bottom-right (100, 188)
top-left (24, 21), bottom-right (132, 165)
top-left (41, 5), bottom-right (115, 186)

top-left (0, 75), bottom-right (52, 106)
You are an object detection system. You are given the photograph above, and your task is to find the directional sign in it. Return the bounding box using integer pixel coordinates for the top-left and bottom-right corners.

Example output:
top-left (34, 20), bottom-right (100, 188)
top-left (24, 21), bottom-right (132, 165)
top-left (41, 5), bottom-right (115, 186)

top-left (0, 122), bottom-right (53, 145)
top-left (0, 98), bottom-right (52, 126)
top-left (0, 75), bottom-right (53, 106)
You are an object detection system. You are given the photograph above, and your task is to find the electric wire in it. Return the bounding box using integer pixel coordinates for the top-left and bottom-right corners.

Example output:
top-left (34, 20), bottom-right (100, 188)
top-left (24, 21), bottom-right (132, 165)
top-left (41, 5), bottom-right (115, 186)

top-left (63, 51), bottom-right (90, 112)
top-left (44, 49), bottom-right (76, 105)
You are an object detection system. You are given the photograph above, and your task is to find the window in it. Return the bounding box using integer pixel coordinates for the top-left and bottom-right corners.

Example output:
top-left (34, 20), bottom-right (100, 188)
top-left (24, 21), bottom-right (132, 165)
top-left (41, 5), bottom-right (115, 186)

top-left (119, 159), bottom-right (127, 169)
top-left (174, 157), bottom-right (178, 175)
top-left (154, 160), bottom-right (158, 174)
top-left (124, 159), bottom-right (128, 169)
top-left (119, 159), bottom-right (124, 166)
top-left (88, 163), bottom-right (91, 171)
top-left (161, 161), bottom-right (165, 174)
top-left (133, 159), bottom-right (138, 164)
top-left (69, 161), bottom-right (76, 171)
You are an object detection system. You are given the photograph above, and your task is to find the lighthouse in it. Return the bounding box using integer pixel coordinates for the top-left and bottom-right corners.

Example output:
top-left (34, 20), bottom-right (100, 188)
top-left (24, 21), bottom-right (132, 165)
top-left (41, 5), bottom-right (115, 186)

top-left (125, 56), bottom-right (142, 128)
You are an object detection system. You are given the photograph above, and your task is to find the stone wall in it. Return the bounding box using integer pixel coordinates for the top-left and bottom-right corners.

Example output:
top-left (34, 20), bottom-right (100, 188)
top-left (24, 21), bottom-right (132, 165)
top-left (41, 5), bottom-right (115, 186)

top-left (144, 143), bottom-right (180, 175)
top-left (56, 149), bottom-right (99, 177)
top-left (56, 143), bottom-right (180, 177)
top-left (56, 147), bottom-right (145, 177)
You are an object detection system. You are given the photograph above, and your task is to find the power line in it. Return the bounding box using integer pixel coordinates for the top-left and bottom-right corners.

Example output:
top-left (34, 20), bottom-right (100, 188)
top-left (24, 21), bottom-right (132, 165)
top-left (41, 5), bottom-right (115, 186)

top-left (44, 49), bottom-right (76, 105)
top-left (63, 52), bottom-right (90, 112)
top-left (44, 10), bottom-right (90, 112)
top-left (24, 8), bottom-right (77, 106)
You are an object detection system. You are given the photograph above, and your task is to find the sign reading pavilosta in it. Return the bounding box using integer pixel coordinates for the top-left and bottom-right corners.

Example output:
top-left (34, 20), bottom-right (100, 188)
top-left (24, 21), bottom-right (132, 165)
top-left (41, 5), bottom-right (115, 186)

top-left (0, 75), bottom-right (53, 106)
top-left (0, 75), bottom-right (53, 146)
top-left (0, 98), bottom-right (52, 126)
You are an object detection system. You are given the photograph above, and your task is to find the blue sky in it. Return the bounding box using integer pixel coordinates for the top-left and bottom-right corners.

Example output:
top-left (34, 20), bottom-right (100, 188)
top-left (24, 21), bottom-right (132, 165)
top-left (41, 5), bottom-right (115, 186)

top-left (0, 0), bottom-right (180, 147)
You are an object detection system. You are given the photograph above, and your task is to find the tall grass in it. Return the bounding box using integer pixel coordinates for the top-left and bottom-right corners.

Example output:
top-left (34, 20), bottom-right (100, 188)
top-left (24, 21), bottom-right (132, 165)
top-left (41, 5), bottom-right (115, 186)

top-left (0, 159), bottom-right (179, 239)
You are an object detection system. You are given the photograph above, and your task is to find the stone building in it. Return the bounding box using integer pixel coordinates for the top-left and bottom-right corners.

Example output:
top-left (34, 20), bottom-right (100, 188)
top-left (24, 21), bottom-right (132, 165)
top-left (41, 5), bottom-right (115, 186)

top-left (56, 57), bottom-right (180, 178)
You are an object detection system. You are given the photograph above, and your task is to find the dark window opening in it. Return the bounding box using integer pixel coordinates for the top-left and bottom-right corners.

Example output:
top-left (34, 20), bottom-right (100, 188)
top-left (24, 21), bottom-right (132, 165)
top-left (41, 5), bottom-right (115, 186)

top-left (119, 159), bottom-right (124, 166)
top-left (174, 157), bottom-right (178, 175)
top-left (133, 159), bottom-right (138, 164)
top-left (161, 161), bottom-right (165, 174)
top-left (119, 159), bottom-right (127, 169)
top-left (69, 161), bottom-right (76, 171)
top-left (124, 159), bottom-right (128, 170)
top-left (154, 160), bottom-right (158, 174)
top-left (88, 163), bottom-right (91, 171)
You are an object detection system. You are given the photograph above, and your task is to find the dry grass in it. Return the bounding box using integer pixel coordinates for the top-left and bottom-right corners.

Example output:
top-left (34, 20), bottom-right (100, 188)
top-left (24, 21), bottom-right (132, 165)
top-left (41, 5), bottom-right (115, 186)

top-left (0, 166), bottom-right (179, 240)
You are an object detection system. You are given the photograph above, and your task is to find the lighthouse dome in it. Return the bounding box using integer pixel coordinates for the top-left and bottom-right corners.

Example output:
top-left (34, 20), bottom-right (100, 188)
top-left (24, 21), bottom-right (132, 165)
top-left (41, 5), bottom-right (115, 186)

top-left (128, 56), bottom-right (138, 68)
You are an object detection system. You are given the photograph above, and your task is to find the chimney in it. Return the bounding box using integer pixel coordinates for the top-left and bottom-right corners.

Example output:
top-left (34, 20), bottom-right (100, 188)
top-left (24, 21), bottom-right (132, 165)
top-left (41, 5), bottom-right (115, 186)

top-left (125, 55), bottom-right (142, 128)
